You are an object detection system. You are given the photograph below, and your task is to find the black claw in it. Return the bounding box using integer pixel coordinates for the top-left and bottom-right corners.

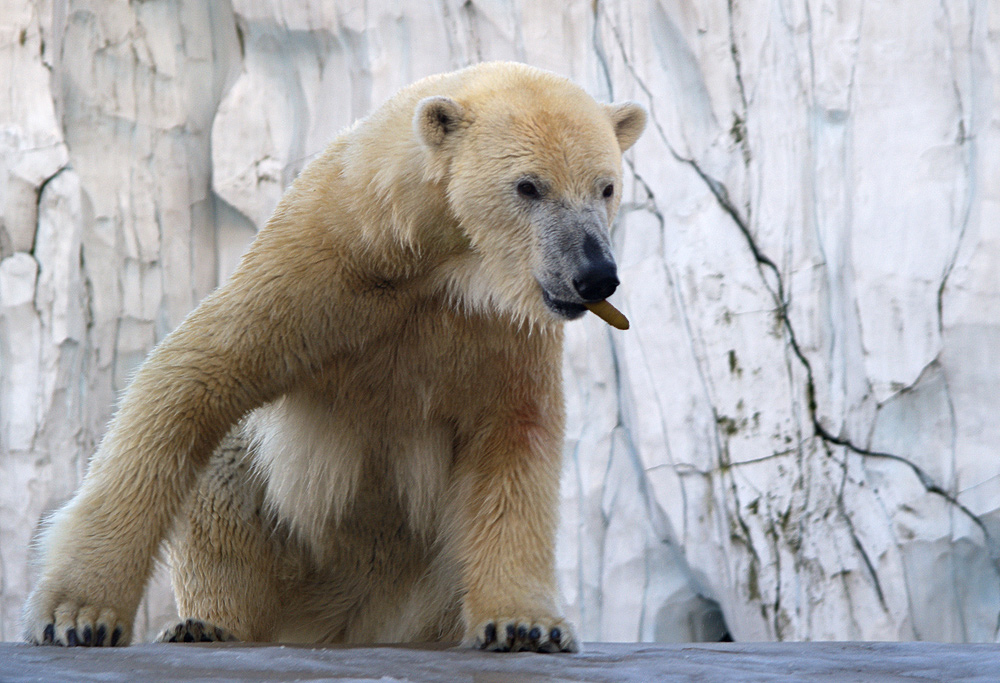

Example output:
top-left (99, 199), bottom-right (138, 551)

top-left (43, 624), bottom-right (55, 645)
top-left (529, 627), bottom-right (541, 641)
top-left (199, 634), bottom-right (212, 642)
top-left (214, 627), bottom-right (227, 641)
top-left (111, 626), bottom-right (122, 647)
top-left (516, 625), bottom-right (528, 639)
top-left (95, 625), bottom-right (107, 647)
top-left (81, 625), bottom-right (93, 646)
top-left (549, 627), bottom-right (561, 644)
top-left (183, 632), bottom-right (194, 643)
top-left (483, 622), bottom-right (496, 645)
top-left (66, 628), bottom-right (79, 647)
top-left (505, 624), bottom-right (515, 643)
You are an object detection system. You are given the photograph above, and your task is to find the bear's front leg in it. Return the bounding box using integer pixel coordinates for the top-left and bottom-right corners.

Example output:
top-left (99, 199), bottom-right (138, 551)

top-left (22, 227), bottom-right (396, 646)
top-left (453, 391), bottom-right (578, 654)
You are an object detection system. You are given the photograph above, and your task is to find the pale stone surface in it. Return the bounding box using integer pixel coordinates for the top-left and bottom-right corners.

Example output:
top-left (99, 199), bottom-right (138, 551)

top-left (4, 641), bottom-right (1000, 683)
top-left (1, 0), bottom-right (998, 645)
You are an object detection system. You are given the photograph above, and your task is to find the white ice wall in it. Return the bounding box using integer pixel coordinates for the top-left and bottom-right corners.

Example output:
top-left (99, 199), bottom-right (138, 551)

top-left (1, 0), bottom-right (998, 644)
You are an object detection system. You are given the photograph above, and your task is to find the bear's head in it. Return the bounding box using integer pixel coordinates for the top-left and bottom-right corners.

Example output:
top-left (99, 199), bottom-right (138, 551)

top-left (413, 65), bottom-right (646, 328)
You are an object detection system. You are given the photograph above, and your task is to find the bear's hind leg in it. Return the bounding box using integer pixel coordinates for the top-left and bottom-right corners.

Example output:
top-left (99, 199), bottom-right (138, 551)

top-left (156, 618), bottom-right (238, 643)
top-left (163, 432), bottom-right (284, 643)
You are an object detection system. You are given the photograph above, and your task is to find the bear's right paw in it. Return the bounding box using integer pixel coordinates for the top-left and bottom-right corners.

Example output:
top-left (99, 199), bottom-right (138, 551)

top-left (24, 599), bottom-right (129, 647)
top-left (155, 618), bottom-right (239, 644)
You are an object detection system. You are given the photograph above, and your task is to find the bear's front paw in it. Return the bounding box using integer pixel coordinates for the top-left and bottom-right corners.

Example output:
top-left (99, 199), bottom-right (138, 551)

top-left (155, 618), bottom-right (239, 644)
top-left (24, 598), bottom-right (129, 647)
top-left (466, 616), bottom-right (578, 653)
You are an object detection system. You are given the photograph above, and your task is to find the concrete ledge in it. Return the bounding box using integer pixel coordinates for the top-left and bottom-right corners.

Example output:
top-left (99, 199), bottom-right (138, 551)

top-left (3, 641), bottom-right (1000, 681)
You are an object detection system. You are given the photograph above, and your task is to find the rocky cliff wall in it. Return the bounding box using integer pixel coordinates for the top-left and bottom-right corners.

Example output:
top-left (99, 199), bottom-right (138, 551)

top-left (1, 0), bottom-right (998, 643)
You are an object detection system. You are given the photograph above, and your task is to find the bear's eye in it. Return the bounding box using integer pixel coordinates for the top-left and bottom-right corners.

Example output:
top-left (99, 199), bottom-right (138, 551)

top-left (517, 180), bottom-right (541, 199)
top-left (602, 183), bottom-right (615, 199)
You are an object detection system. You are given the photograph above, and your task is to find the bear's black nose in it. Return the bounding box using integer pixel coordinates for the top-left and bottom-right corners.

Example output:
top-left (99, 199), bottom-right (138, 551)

top-left (573, 260), bottom-right (619, 302)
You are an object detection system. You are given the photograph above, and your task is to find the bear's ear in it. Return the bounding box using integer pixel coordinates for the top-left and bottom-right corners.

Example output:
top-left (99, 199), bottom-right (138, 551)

top-left (414, 96), bottom-right (468, 149)
top-left (605, 102), bottom-right (647, 152)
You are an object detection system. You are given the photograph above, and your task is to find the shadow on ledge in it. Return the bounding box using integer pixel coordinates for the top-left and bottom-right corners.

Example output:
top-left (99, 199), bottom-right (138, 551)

top-left (3, 641), bottom-right (1000, 681)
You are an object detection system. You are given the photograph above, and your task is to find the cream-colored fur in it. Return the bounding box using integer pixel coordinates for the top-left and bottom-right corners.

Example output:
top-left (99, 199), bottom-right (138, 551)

top-left (22, 62), bottom-right (646, 652)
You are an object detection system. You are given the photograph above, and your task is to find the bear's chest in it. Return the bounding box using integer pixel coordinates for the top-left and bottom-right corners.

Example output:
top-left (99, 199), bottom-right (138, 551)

top-left (246, 305), bottom-right (539, 545)
top-left (313, 302), bottom-right (523, 424)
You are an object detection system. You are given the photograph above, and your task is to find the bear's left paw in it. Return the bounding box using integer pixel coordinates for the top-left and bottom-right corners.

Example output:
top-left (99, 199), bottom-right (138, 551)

top-left (467, 616), bottom-right (578, 653)
top-left (155, 618), bottom-right (238, 644)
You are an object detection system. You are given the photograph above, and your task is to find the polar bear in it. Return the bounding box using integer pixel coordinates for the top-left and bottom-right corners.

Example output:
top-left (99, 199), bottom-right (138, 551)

top-left (23, 62), bottom-right (645, 652)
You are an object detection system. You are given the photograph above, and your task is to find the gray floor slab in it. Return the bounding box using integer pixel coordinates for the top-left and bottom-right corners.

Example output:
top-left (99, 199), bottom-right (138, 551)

top-left (2, 641), bottom-right (1000, 682)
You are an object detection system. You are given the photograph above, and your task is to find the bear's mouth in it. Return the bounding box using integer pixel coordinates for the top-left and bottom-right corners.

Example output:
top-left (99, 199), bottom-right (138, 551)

top-left (541, 289), bottom-right (588, 320)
